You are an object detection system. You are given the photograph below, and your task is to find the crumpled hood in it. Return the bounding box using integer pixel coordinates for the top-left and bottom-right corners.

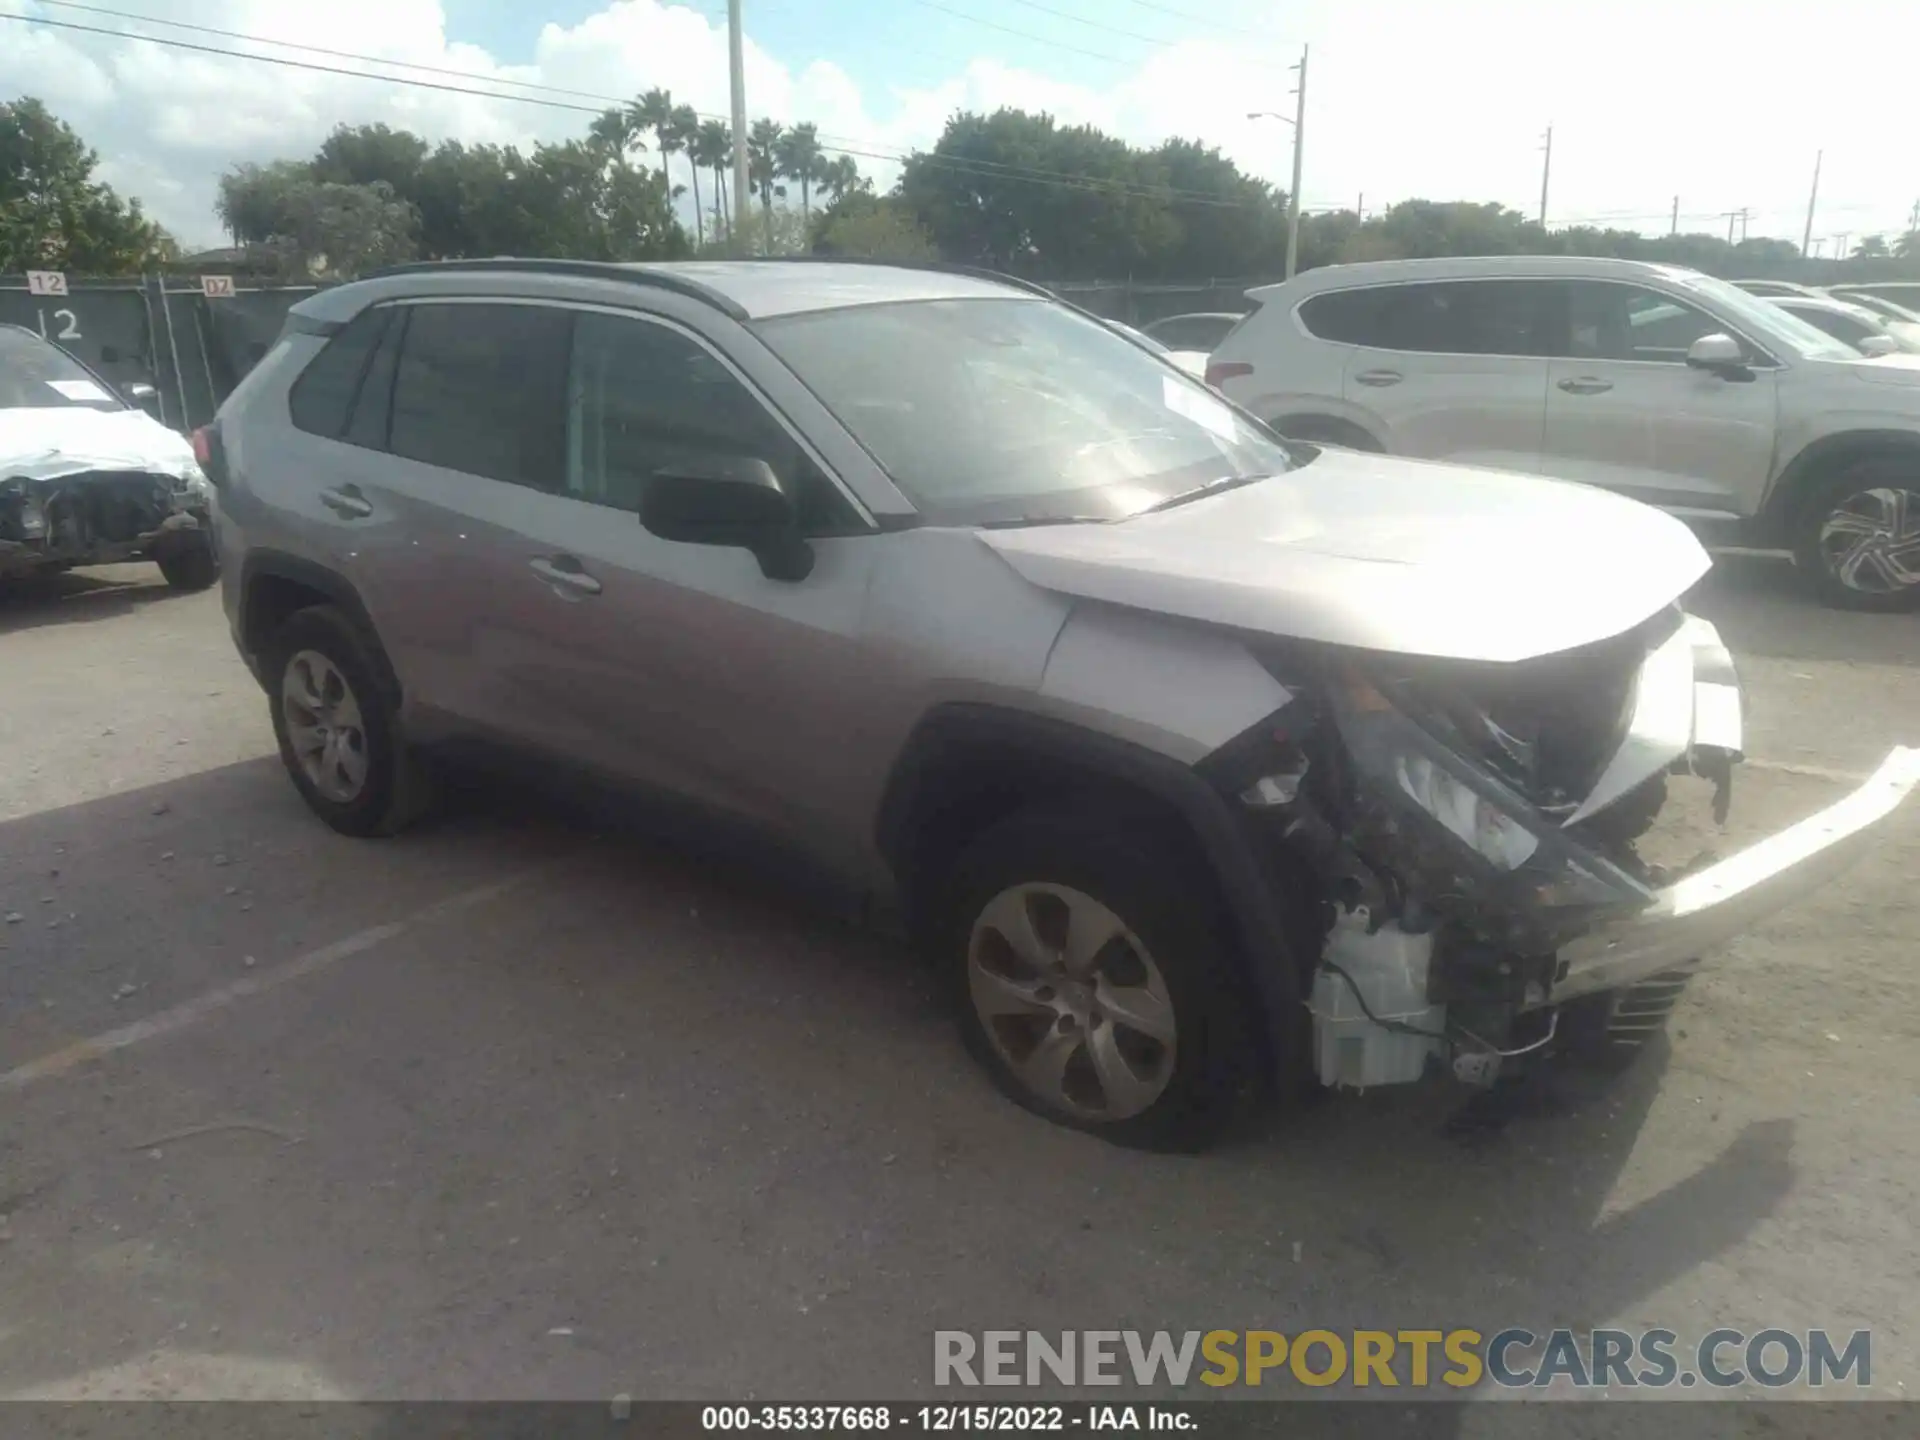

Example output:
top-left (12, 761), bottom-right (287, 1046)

top-left (979, 448), bottom-right (1711, 663)
top-left (0, 406), bottom-right (195, 482)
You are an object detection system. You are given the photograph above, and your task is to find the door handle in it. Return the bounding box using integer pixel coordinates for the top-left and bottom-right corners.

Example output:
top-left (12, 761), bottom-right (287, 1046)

top-left (1557, 376), bottom-right (1614, 395)
top-left (1353, 369), bottom-right (1403, 387)
top-left (318, 485), bottom-right (373, 519)
top-left (529, 556), bottom-right (602, 597)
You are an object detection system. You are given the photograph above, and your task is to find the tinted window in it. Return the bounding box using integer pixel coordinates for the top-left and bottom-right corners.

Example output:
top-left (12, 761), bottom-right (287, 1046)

top-left (344, 308), bottom-right (403, 451)
top-left (1147, 315), bottom-right (1236, 350)
top-left (566, 313), bottom-right (856, 536)
top-left (389, 303), bottom-right (572, 488)
top-left (1304, 282), bottom-right (1551, 355)
top-left (288, 307), bottom-right (388, 438)
top-left (1566, 283), bottom-right (1725, 363)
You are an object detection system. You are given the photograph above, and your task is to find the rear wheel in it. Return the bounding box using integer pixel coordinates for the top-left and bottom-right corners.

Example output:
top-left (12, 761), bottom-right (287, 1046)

top-left (938, 806), bottom-right (1263, 1151)
top-left (1790, 457), bottom-right (1920, 611)
top-left (264, 605), bottom-right (433, 837)
top-left (155, 536), bottom-right (218, 592)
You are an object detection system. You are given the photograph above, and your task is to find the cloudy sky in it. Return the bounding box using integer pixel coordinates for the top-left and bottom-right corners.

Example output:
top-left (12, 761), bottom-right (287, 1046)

top-left (3, 0), bottom-right (1915, 253)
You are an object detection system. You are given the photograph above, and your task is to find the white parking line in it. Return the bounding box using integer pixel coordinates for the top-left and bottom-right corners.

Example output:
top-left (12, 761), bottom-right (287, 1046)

top-left (0, 860), bottom-right (563, 1094)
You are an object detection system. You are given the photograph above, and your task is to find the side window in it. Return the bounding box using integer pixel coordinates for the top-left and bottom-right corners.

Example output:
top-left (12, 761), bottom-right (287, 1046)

top-left (388, 302), bottom-right (573, 488)
top-left (344, 306), bottom-right (404, 451)
top-left (1566, 284), bottom-right (1726, 363)
top-left (1372, 281), bottom-right (1552, 356)
top-left (1298, 288), bottom-right (1384, 345)
top-left (1794, 309), bottom-right (1869, 346)
top-left (566, 312), bottom-right (858, 536)
top-left (288, 307), bottom-right (388, 439)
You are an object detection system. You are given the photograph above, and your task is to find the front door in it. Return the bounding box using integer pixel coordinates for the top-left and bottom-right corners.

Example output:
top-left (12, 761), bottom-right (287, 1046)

top-left (1537, 281), bottom-right (1778, 516)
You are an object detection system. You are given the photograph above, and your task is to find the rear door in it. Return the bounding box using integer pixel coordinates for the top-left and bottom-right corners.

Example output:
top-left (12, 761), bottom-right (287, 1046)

top-left (1330, 279), bottom-right (1554, 472)
top-left (1536, 281), bottom-right (1778, 515)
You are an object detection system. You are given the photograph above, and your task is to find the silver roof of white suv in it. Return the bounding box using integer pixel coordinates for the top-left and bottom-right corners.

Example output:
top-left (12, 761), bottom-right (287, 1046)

top-left (1250, 254), bottom-right (1707, 297)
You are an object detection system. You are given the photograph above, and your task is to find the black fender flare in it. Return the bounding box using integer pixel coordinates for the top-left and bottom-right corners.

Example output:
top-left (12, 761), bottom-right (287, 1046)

top-left (876, 703), bottom-right (1305, 1032)
top-left (237, 549), bottom-right (401, 703)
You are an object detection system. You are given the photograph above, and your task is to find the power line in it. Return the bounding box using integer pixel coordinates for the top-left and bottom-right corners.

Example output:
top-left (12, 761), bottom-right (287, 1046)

top-left (0, 6), bottom-right (1276, 213)
top-left (998, 0), bottom-right (1284, 61)
top-left (909, 0), bottom-right (1133, 65)
top-left (1110, 0), bottom-right (1277, 39)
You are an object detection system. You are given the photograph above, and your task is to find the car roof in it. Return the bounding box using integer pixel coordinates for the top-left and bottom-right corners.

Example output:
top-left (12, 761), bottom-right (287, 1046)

top-left (1247, 254), bottom-right (1707, 299)
top-left (1147, 311), bottom-right (1244, 322)
top-left (297, 258), bottom-right (1037, 325)
top-left (1771, 294), bottom-right (1885, 323)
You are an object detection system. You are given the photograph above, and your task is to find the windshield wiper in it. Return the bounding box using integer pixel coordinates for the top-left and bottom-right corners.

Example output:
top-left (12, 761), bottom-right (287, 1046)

top-left (1139, 472), bottom-right (1274, 514)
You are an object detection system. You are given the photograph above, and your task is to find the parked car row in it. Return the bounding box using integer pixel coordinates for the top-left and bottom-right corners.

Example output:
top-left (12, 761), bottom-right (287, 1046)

top-left (1201, 255), bottom-right (1920, 610)
top-left (189, 256), bottom-right (1917, 1151)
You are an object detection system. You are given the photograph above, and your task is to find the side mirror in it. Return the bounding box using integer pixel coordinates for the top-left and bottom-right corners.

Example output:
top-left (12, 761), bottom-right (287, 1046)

top-left (123, 381), bottom-right (162, 419)
top-left (640, 454), bottom-right (814, 582)
top-left (1685, 333), bottom-right (1751, 380)
top-left (1858, 334), bottom-right (1898, 359)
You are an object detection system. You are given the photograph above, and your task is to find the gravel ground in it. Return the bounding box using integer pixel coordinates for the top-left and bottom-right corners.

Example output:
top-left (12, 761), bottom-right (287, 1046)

top-left (0, 556), bottom-right (1916, 1430)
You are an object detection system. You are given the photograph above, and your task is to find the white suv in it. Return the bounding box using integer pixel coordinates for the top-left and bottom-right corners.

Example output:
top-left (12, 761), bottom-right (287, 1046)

top-left (1207, 255), bottom-right (1920, 611)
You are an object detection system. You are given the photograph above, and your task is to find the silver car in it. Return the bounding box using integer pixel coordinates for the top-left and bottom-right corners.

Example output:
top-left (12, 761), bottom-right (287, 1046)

top-left (207, 259), bottom-right (1920, 1150)
top-left (1207, 255), bottom-right (1920, 611)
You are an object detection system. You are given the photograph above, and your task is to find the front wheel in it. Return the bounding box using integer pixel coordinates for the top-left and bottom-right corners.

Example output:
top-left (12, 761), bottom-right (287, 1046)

top-left (938, 807), bottom-right (1263, 1152)
top-left (1790, 459), bottom-right (1920, 612)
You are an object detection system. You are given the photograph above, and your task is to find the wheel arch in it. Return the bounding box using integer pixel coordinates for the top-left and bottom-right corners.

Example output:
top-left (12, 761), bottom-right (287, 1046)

top-left (238, 550), bottom-right (400, 703)
top-left (875, 704), bottom-right (1308, 1032)
top-left (1763, 428), bottom-right (1920, 534)
top-left (1267, 411), bottom-right (1386, 452)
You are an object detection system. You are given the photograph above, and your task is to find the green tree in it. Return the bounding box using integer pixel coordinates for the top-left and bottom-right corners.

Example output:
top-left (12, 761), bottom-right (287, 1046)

top-left (666, 104), bottom-right (702, 245)
top-left (628, 87), bottom-right (676, 191)
top-left (216, 161), bottom-right (418, 276)
top-left (1898, 231), bottom-right (1920, 261)
top-left (0, 96), bottom-right (170, 274)
top-left (309, 123), bottom-right (429, 194)
top-left (775, 122), bottom-right (826, 220)
top-left (817, 154), bottom-right (864, 206)
top-left (814, 193), bottom-right (937, 260)
top-left (1854, 234), bottom-right (1889, 260)
top-left (747, 117), bottom-right (785, 249)
top-left (692, 119), bottom-right (733, 239)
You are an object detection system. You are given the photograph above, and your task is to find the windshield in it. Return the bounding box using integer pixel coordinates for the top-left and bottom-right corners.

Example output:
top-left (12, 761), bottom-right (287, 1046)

top-left (755, 298), bottom-right (1295, 525)
top-left (0, 327), bottom-right (124, 411)
top-left (1671, 273), bottom-right (1862, 361)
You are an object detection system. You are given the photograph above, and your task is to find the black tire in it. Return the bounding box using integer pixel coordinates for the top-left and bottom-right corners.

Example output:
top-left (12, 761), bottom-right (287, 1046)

top-left (155, 537), bottom-right (219, 592)
top-left (1788, 456), bottom-right (1920, 612)
top-left (936, 805), bottom-right (1265, 1152)
top-left (264, 604), bottom-right (433, 838)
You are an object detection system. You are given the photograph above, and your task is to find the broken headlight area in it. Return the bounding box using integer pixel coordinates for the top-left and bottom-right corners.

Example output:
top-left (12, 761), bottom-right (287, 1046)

top-left (0, 469), bottom-right (208, 574)
top-left (1230, 616), bottom-right (1741, 1091)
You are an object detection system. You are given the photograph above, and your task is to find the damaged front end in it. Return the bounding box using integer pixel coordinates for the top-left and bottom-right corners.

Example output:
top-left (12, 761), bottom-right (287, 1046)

top-left (0, 461), bottom-right (212, 580)
top-left (1224, 611), bottom-right (1920, 1091)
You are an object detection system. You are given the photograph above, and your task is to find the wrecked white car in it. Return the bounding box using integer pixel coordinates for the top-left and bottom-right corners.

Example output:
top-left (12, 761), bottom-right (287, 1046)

top-left (0, 323), bottom-right (218, 590)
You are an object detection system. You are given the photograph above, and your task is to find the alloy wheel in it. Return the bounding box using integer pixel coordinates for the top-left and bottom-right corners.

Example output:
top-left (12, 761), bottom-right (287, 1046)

top-left (966, 883), bottom-right (1177, 1121)
top-left (1818, 485), bottom-right (1920, 595)
top-left (281, 649), bottom-right (371, 803)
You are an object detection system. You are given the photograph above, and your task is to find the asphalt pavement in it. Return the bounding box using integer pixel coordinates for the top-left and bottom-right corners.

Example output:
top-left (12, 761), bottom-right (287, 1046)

top-left (0, 557), bottom-right (1916, 1423)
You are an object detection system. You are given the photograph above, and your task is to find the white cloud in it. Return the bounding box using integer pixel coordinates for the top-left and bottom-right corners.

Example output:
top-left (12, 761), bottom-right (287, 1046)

top-left (3, 0), bottom-right (1915, 252)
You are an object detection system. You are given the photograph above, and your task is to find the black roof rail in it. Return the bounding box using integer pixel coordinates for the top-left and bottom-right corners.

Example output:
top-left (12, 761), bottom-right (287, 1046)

top-left (742, 252), bottom-right (1064, 302)
top-left (360, 257), bottom-right (749, 321)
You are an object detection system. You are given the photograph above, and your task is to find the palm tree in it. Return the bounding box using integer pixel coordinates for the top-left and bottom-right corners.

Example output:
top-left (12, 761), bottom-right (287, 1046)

top-left (663, 104), bottom-right (701, 245)
top-left (1893, 229), bottom-right (1919, 261)
top-left (747, 117), bottom-right (785, 250)
top-left (627, 87), bottom-right (676, 191)
top-left (817, 154), bottom-right (862, 206)
top-left (775, 122), bottom-right (826, 221)
top-left (692, 119), bottom-right (732, 240)
top-left (586, 107), bottom-right (642, 167)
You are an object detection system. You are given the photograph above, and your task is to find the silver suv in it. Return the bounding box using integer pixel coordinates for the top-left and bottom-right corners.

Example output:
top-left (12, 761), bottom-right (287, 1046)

top-left (208, 259), bottom-right (1919, 1150)
top-left (1206, 255), bottom-right (1920, 611)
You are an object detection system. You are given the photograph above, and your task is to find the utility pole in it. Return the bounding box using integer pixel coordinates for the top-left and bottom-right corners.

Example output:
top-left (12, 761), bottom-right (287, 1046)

top-left (1832, 232), bottom-right (1851, 260)
top-left (1285, 44), bottom-right (1308, 279)
top-left (1801, 149), bottom-right (1822, 257)
top-left (1537, 124), bottom-right (1552, 228)
top-left (1741, 208), bottom-right (1750, 241)
top-left (1356, 191), bottom-right (1365, 221)
top-left (1908, 197), bottom-right (1919, 234)
top-left (1670, 195), bottom-right (1679, 236)
top-left (728, 0), bottom-right (751, 256)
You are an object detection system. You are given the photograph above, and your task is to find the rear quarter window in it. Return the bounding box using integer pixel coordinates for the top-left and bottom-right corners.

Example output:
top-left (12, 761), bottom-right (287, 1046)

top-left (288, 307), bottom-right (390, 440)
top-left (1297, 288), bottom-right (1384, 345)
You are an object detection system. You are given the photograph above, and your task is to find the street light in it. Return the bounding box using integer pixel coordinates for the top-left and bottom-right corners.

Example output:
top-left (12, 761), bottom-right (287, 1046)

top-left (1249, 44), bottom-right (1308, 278)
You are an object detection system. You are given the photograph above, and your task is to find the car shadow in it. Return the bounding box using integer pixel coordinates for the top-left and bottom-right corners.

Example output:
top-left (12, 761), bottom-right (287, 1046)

top-left (0, 566), bottom-right (185, 637)
top-left (0, 763), bottom-right (1798, 1419)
